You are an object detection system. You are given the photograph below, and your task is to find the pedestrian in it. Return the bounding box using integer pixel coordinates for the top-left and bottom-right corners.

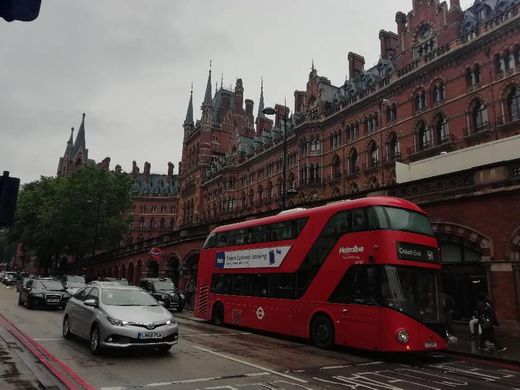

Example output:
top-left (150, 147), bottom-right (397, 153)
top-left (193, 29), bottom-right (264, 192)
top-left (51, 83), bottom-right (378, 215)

top-left (185, 278), bottom-right (195, 310)
top-left (441, 292), bottom-right (457, 343)
top-left (474, 293), bottom-right (506, 352)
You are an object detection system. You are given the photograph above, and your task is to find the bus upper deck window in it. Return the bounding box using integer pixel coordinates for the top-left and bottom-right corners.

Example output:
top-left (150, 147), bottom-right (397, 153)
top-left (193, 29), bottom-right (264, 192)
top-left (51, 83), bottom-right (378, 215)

top-left (204, 233), bottom-right (216, 248)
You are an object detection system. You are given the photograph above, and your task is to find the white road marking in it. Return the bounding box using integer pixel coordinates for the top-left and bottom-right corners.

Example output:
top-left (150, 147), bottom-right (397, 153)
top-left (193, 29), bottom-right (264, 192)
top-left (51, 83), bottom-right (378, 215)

top-left (320, 365), bottom-right (352, 370)
top-left (357, 361), bottom-right (384, 366)
top-left (100, 372), bottom-right (271, 390)
top-left (182, 332), bottom-right (251, 337)
top-left (194, 345), bottom-right (307, 383)
top-left (33, 338), bottom-right (63, 341)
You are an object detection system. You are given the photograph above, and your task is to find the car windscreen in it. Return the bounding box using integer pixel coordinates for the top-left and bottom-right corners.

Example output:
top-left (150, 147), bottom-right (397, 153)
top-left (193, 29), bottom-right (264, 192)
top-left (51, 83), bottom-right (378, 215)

top-left (153, 281), bottom-right (175, 291)
top-left (66, 276), bottom-right (85, 284)
top-left (102, 288), bottom-right (158, 306)
top-left (37, 281), bottom-right (64, 291)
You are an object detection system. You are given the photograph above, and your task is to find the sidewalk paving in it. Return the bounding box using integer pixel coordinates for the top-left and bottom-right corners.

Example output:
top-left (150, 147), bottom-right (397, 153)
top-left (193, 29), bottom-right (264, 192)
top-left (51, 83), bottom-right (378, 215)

top-left (0, 322), bottom-right (62, 389)
top-left (447, 323), bottom-right (520, 366)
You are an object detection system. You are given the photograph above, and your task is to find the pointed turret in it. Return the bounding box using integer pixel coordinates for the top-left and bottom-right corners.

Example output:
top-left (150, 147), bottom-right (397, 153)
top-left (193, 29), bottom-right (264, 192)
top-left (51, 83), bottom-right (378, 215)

top-left (57, 127), bottom-right (75, 176)
top-left (184, 85), bottom-right (194, 124)
top-left (73, 113), bottom-right (86, 157)
top-left (257, 78), bottom-right (265, 118)
top-left (201, 62), bottom-right (213, 126)
top-left (202, 66), bottom-right (212, 106)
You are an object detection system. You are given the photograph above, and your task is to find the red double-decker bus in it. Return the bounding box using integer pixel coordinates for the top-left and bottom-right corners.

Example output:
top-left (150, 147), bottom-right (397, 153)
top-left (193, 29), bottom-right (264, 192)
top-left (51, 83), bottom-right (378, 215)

top-left (194, 196), bottom-right (447, 352)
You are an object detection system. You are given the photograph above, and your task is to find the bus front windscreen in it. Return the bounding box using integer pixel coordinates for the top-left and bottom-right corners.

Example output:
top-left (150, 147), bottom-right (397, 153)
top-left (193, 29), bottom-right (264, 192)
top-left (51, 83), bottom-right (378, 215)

top-left (381, 265), bottom-right (441, 323)
top-left (371, 206), bottom-right (433, 236)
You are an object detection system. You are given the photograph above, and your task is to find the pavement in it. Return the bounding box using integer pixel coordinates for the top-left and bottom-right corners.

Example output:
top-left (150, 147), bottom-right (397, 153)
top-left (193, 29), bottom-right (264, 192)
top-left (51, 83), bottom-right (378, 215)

top-left (446, 323), bottom-right (520, 366)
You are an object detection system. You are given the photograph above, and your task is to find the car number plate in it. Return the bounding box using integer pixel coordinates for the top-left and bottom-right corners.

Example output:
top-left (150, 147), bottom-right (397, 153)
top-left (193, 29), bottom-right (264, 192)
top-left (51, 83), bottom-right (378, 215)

top-left (425, 341), bottom-right (437, 348)
top-left (138, 332), bottom-right (162, 339)
top-left (47, 299), bottom-right (60, 303)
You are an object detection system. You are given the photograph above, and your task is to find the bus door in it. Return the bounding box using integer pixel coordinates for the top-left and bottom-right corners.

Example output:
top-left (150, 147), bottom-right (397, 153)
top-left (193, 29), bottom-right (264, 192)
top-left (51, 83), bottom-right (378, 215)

top-left (329, 265), bottom-right (381, 350)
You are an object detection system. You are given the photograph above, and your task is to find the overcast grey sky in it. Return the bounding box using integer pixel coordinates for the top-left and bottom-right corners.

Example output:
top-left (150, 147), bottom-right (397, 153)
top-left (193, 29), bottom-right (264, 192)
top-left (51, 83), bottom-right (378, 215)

top-left (1, 0), bottom-right (474, 184)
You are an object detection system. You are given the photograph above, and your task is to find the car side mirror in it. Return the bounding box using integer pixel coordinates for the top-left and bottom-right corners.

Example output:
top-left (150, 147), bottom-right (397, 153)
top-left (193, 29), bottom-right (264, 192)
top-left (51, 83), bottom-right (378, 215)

top-left (84, 299), bottom-right (98, 307)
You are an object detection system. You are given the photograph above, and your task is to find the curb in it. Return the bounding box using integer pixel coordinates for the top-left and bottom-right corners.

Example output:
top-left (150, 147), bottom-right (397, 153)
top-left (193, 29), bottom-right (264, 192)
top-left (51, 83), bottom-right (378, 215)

top-left (445, 348), bottom-right (520, 369)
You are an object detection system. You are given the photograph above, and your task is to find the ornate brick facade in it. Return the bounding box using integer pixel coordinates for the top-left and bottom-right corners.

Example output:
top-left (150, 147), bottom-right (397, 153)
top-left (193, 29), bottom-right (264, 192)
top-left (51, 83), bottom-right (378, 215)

top-left (79, 0), bottom-right (520, 332)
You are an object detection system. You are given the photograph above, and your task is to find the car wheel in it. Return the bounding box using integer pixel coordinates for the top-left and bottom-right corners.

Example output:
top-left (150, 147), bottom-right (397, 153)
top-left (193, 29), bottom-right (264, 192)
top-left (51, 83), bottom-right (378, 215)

top-left (90, 324), bottom-right (103, 355)
top-left (311, 315), bottom-right (335, 349)
top-left (17, 295), bottom-right (23, 306)
top-left (211, 302), bottom-right (224, 326)
top-left (177, 306), bottom-right (184, 313)
top-left (26, 298), bottom-right (33, 310)
top-left (63, 316), bottom-right (72, 339)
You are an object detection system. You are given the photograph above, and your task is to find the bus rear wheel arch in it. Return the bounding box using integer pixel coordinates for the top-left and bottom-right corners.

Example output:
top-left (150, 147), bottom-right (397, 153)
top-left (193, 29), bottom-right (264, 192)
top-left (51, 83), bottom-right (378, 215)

top-left (211, 302), bottom-right (224, 326)
top-left (310, 314), bottom-right (335, 349)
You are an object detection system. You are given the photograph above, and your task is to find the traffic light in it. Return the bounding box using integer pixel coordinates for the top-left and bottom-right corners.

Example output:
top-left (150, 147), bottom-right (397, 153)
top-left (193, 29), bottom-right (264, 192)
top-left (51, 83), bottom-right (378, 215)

top-left (0, 171), bottom-right (20, 228)
top-left (0, 0), bottom-right (42, 22)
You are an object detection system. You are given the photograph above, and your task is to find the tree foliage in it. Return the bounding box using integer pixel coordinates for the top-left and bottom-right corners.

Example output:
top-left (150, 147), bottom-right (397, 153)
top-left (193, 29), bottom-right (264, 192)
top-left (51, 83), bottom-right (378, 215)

top-left (0, 228), bottom-right (16, 265)
top-left (11, 165), bottom-right (133, 267)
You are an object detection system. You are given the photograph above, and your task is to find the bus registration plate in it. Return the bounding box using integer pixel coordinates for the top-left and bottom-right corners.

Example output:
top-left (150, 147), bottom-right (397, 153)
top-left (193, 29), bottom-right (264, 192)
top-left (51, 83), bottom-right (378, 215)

top-left (424, 341), bottom-right (437, 349)
top-left (138, 332), bottom-right (162, 339)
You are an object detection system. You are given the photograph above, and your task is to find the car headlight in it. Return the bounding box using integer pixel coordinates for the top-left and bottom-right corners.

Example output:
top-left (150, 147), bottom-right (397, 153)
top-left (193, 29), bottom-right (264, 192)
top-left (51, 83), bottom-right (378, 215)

top-left (166, 319), bottom-right (176, 327)
top-left (396, 329), bottom-right (409, 344)
top-left (161, 294), bottom-right (168, 299)
top-left (63, 293), bottom-right (70, 298)
top-left (106, 316), bottom-right (128, 327)
top-left (179, 293), bottom-right (185, 299)
top-left (32, 293), bottom-right (44, 298)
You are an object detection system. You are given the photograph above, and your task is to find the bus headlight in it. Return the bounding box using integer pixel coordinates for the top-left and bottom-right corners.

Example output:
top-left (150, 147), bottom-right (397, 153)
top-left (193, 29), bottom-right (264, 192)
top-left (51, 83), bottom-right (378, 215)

top-left (396, 329), bottom-right (409, 344)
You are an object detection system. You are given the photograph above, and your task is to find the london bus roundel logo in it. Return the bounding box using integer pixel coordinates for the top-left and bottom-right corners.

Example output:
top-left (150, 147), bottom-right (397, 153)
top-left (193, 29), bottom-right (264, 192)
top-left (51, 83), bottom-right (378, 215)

top-left (256, 306), bottom-right (265, 320)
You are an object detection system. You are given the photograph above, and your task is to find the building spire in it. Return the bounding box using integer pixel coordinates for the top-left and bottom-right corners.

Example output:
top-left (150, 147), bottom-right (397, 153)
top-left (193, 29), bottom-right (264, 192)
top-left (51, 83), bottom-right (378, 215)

top-left (258, 77), bottom-right (265, 118)
top-left (203, 60), bottom-right (212, 105)
top-left (68, 127), bottom-right (74, 145)
top-left (184, 84), bottom-right (194, 124)
top-left (72, 113), bottom-right (86, 156)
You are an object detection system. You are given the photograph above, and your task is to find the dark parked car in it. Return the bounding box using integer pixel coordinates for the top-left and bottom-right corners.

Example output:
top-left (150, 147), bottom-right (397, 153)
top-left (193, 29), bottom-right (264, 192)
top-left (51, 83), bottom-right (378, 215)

top-left (3, 271), bottom-right (18, 286)
top-left (140, 278), bottom-right (185, 312)
top-left (18, 278), bottom-right (70, 309)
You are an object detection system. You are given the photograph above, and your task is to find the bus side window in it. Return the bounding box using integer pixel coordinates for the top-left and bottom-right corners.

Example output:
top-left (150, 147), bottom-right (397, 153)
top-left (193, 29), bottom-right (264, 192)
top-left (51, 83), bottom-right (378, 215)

top-left (369, 206), bottom-right (388, 229)
top-left (329, 265), bottom-right (379, 305)
top-left (204, 233), bottom-right (216, 249)
top-left (269, 274), bottom-right (296, 299)
top-left (212, 274), bottom-right (232, 294)
top-left (351, 209), bottom-right (368, 232)
top-left (251, 274), bottom-right (268, 297)
top-left (232, 275), bottom-right (251, 296)
top-left (236, 229), bottom-right (248, 245)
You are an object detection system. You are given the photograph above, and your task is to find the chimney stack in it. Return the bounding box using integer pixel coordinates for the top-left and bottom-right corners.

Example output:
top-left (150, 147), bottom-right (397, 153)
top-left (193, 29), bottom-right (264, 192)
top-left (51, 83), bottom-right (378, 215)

top-left (348, 52), bottom-right (365, 80)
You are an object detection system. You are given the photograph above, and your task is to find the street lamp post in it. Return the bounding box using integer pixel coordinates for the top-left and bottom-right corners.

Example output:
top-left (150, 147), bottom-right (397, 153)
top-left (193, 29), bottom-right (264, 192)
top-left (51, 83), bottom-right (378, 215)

top-left (263, 103), bottom-right (288, 210)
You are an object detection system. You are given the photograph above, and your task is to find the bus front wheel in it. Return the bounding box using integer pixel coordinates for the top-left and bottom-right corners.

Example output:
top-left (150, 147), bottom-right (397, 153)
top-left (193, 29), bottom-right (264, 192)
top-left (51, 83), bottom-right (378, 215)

top-left (212, 302), bottom-right (224, 326)
top-left (311, 315), bottom-right (335, 349)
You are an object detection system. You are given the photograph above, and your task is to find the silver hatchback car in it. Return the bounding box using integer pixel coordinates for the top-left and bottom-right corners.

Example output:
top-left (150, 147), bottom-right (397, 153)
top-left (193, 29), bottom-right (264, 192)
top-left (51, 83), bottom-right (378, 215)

top-left (63, 284), bottom-right (178, 355)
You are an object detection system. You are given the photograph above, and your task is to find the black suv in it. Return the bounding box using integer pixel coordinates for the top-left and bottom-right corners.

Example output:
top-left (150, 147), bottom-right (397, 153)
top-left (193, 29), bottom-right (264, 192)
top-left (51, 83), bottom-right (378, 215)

top-left (140, 277), bottom-right (185, 312)
top-left (18, 278), bottom-right (70, 309)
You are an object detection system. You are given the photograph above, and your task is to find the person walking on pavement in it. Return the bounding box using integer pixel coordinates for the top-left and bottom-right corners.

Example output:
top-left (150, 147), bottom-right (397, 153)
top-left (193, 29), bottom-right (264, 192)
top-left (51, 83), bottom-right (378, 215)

top-left (475, 293), bottom-right (506, 352)
top-left (441, 292), bottom-right (457, 343)
top-left (185, 278), bottom-right (195, 310)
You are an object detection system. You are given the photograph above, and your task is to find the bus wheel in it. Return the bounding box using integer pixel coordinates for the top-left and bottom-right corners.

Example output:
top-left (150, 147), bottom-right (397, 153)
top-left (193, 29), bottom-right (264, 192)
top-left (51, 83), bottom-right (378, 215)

top-left (311, 315), bottom-right (335, 349)
top-left (212, 302), bottom-right (224, 326)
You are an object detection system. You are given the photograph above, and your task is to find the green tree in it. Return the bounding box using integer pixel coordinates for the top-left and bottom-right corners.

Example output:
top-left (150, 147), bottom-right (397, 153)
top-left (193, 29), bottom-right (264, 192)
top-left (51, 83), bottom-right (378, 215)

top-left (11, 165), bottom-right (133, 272)
top-left (0, 228), bottom-right (16, 268)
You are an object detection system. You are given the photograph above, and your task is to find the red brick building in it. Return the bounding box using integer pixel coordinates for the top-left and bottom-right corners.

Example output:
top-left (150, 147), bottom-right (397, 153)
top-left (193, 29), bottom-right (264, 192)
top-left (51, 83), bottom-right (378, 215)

top-left (80, 0), bottom-right (520, 332)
